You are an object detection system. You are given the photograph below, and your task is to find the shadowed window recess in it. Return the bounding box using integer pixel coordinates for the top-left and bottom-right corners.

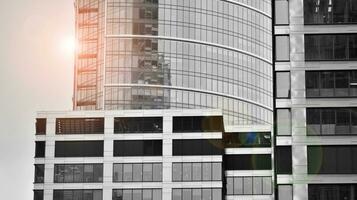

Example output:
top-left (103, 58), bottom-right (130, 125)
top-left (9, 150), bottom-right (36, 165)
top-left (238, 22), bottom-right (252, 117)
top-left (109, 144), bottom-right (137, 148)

top-left (224, 154), bottom-right (272, 170)
top-left (173, 139), bottom-right (224, 156)
top-left (56, 118), bottom-right (104, 134)
top-left (34, 164), bottom-right (44, 183)
top-left (34, 190), bottom-right (43, 200)
top-left (226, 176), bottom-right (272, 195)
top-left (275, 146), bottom-right (292, 174)
top-left (35, 141), bottom-right (45, 158)
top-left (53, 190), bottom-right (102, 200)
top-left (306, 108), bottom-right (357, 135)
top-left (224, 132), bottom-right (271, 148)
top-left (54, 164), bottom-right (103, 183)
top-left (306, 71), bottom-right (357, 97)
top-left (35, 118), bottom-right (46, 135)
top-left (304, 0), bottom-right (357, 24)
top-left (309, 184), bottom-right (357, 200)
top-left (173, 116), bottom-right (224, 133)
top-left (55, 141), bottom-right (104, 157)
top-left (305, 34), bottom-right (357, 61)
top-left (114, 117), bottom-right (163, 133)
top-left (114, 140), bottom-right (162, 156)
top-left (308, 146), bottom-right (357, 174)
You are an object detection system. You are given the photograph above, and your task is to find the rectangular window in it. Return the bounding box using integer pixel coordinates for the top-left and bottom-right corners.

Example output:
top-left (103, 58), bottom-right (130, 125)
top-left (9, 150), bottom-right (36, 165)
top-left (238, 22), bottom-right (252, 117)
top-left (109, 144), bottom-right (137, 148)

top-left (172, 162), bottom-right (222, 182)
top-left (34, 164), bottom-right (44, 183)
top-left (278, 185), bottom-right (293, 200)
top-left (113, 189), bottom-right (161, 200)
top-left (275, 0), bottom-right (289, 25)
top-left (308, 145), bottom-right (357, 174)
top-left (275, 35), bottom-right (290, 61)
top-left (223, 132), bottom-right (271, 148)
top-left (36, 118), bottom-right (46, 135)
top-left (277, 109), bottom-right (291, 136)
top-left (304, 0), bottom-right (357, 24)
top-left (55, 141), bottom-right (103, 157)
top-left (35, 141), bottom-right (45, 158)
top-left (276, 146), bottom-right (292, 174)
top-left (276, 72), bottom-right (291, 98)
top-left (305, 34), bottom-right (357, 61)
top-left (173, 116), bottom-right (224, 132)
top-left (307, 108), bottom-right (357, 135)
top-left (113, 140), bottom-right (162, 156)
top-left (54, 164), bottom-right (103, 183)
top-left (34, 190), bottom-right (43, 200)
top-left (309, 184), bottom-right (357, 200)
top-left (226, 176), bottom-right (272, 195)
top-left (54, 190), bottom-right (102, 200)
top-left (171, 189), bottom-right (221, 200)
top-left (56, 118), bottom-right (104, 134)
top-left (114, 117), bottom-right (163, 133)
top-left (113, 163), bottom-right (162, 182)
top-left (172, 139), bottom-right (223, 156)
top-left (224, 154), bottom-right (272, 170)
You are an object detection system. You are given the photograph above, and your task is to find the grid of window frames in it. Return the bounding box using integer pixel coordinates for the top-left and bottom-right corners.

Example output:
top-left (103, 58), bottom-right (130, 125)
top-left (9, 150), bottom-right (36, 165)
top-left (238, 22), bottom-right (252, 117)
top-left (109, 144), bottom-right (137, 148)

top-left (56, 118), bottom-right (104, 134)
top-left (54, 164), bottom-right (103, 183)
top-left (223, 132), bottom-right (271, 148)
top-left (172, 188), bottom-right (222, 200)
top-left (53, 190), bottom-right (102, 200)
top-left (113, 163), bottom-right (162, 182)
top-left (305, 34), bottom-right (357, 61)
top-left (308, 184), bottom-right (357, 200)
top-left (106, 0), bottom-right (272, 60)
top-left (306, 71), bottom-right (357, 98)
top-left (112, 189), bottom-right (162, 200)
top-left (306, 108), bottom-right (357, 135)
top-left (308, 146), bottom-right (357, 174)
top-left (172, 162), bottom-right (222, 182)
top-left (304, 0), bottom-right (357, 24)
top-left (34, 164), bottom-right (44, 183)
top-left (226, 176), bottom-right (272, 195)
top-left (114, 117), bottom-right (163, 133)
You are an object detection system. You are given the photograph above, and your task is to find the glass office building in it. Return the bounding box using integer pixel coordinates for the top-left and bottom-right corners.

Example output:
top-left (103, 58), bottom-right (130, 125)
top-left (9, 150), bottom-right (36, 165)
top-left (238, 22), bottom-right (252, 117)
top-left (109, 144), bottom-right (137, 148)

top-left (73, 0), bottom-right (273, 125)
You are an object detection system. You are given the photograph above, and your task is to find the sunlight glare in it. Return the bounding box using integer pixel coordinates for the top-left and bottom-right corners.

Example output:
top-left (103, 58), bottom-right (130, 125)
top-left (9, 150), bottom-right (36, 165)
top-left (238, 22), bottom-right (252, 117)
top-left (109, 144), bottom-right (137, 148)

top-left (60, 36), bottom-right (76, 56)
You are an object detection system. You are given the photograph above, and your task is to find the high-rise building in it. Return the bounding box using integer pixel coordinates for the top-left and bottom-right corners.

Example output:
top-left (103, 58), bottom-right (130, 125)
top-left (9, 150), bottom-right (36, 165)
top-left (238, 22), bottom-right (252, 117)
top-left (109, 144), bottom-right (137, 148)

top-left (274, 0), bottom-right (357, 199)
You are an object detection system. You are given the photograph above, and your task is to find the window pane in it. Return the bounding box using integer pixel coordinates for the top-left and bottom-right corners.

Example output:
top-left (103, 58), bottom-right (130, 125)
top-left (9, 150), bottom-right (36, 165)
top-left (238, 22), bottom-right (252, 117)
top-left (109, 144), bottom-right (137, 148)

top-left (113, 190), bottom-right (123, 200)
top-left (172, 163), bottom-right (182, 181)
top-left (262, 177), bottom-right (272, 194)
top-left (143, 163), bottom-right (153, 181)
top-left (123, 164), bottom-right (133, 182)
top-left (202, 163), bottom-right (212, 181)
top-left (123, 190), bottom-right (132, 200)
top-left (143, 189), bottom-right (152, 200)
top-left (276, 72), bottom-right (290, 98)
top-left (279, 185), bottom-right (292, 200)
top-left (113, 164), bottom-right (123, 182)
top-left (73, 165), bottom-right (84, 182)
top-left (212, 163), bottom-right (221, 181)
top-left (93, 164), bottom-right (103, 182)
top-left (152, 189), bottom-right (161, 200)
top-left (64, 165), bottom-right (74, 183)
top-left (277, 109), bottom-right (291, 135)
top-left (192, 189), bottom-right (201, 200)
top-left (275, 36), bottom-right (290, 61)
top-left (212, 189), bottom-right (221, 200)
top-left (306, 109), bottom-right (321, 135)
top-left (182, 163), bottom-right (192, 181)
top-left (34, 164), bottom-right (44, 183)
top-left (227, 177), bottom-right (234, 195)
top-left (153, 163), bottom-right (162, 182)
top-left (172, 189), bottom-right (181, 200)
top-left (306, 72), bottom-right (320, 97)
top-left (202, 189), bottom-right (211, 200)
top-left (275, 0), bottom-right (289, 25)
top-left (133, 164), bottom-right (143, 182)
top-left (234, 177), bottom-right (243, 194)
top-left (133, 189), bottom-right (142, 200)
top-left (182, 189), bottom-right (191, 200)
top-left (243, 177), bottom-right (253, 194)
top-left (253, 177), bottom-right (262, 194)
top-left (192, 163), bottom-right (202, 181)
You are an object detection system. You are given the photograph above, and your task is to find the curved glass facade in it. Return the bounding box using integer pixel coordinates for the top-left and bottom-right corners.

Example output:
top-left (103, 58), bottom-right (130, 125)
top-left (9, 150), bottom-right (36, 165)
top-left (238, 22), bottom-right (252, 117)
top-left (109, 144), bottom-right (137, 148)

top-left (74, 0), bottom-right (273, 125)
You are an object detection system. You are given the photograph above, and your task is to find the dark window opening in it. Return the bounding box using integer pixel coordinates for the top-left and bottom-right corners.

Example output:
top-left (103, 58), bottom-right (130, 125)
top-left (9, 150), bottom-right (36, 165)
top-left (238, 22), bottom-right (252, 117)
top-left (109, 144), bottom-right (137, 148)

top-left (224, 132), bottom-right (271, 148)
top-left (276, 146), bottom-right (292, 174)
top-left (53, 190), bottom-right (102, 200)
top-left (56, 118), bottom-right (104, 134)
top-left (34, 190), bottom-right (43, 200)
top-left (34, 164), bottom-right (44, 183)
top-left (309, 184), bottom-right (357, 200)
top-left (173, 116), bottom-right (224, 133)
top-left (55, 141), bottom-right (104, 157)
top-left (35, 141), bottom-right (45, 158)
top-left (173, 139), bottom-right (223, 156)
top-left (114, 117), bottom-right (162, 133)
top-left (113, 140), bottom-right (162, 156)
top-left (54, 164), bottom-right (103, 183)
top-left (36, 118), bottom-right (46, 135)
top-left (224, 154), bottom-right (272, 170)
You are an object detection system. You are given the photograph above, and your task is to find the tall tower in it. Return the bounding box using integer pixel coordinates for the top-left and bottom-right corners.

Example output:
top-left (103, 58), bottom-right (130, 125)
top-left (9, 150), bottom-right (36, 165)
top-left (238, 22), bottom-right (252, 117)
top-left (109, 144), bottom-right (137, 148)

top-left (73, 0), bottom-right (274, 126)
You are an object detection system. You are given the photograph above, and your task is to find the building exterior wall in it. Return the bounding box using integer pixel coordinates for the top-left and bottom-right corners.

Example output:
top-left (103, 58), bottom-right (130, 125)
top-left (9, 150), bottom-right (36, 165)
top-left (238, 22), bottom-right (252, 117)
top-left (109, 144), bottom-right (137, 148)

top-left (73, 0), bottom-right (274, 126)
top-left (274, 0), bottom-right (357, 199)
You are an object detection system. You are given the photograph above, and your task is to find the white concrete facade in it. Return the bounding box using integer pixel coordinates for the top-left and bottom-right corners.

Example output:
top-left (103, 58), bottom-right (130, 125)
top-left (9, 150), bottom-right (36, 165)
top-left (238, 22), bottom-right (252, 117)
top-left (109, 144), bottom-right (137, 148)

top-left (274, 0), bottom-right (357, 199)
